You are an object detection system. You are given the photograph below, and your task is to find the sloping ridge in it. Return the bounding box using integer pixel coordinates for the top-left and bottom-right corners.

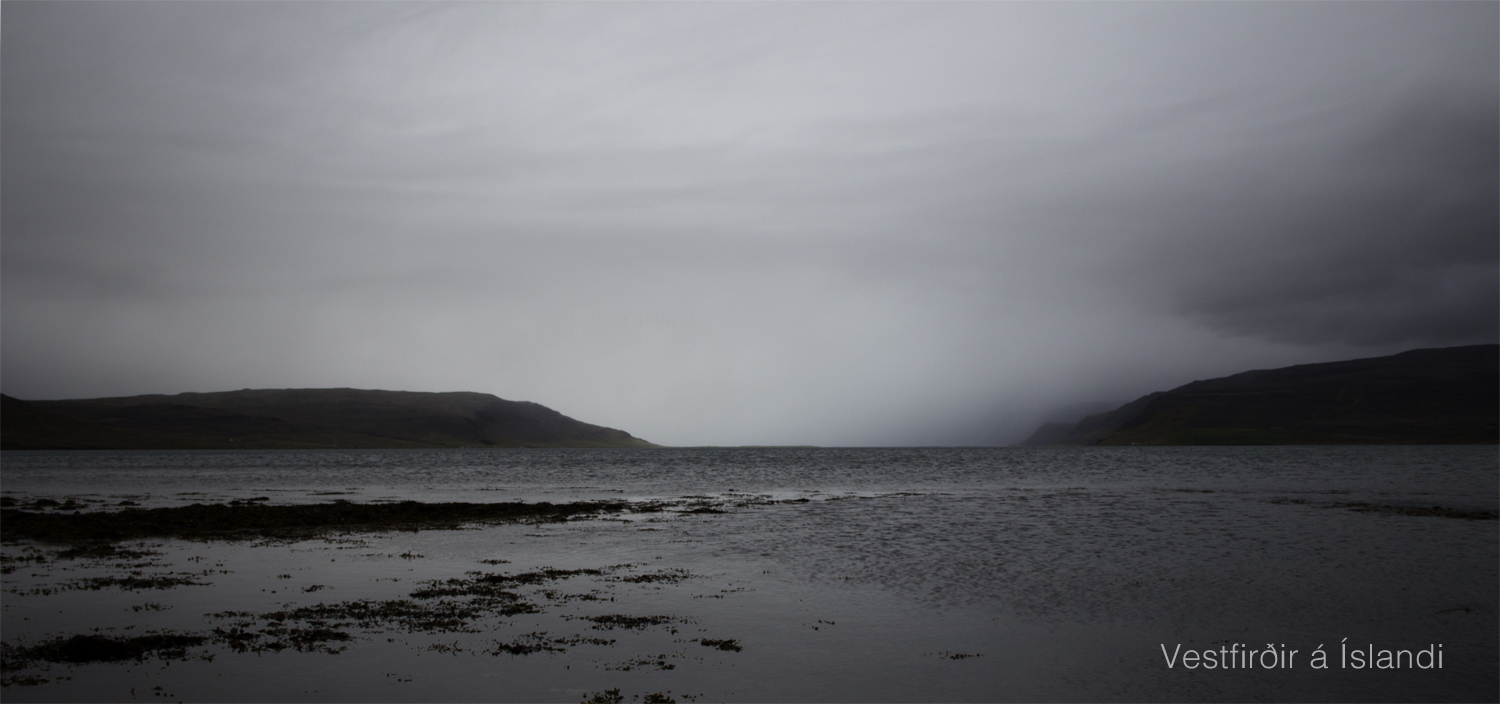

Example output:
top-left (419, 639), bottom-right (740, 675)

top-left (1019, 345), bottom-right (1498, 446)
top-left (1015, 393), bottom-right (1166, 446)
top-left (1, 388), bottom-right (657, 450)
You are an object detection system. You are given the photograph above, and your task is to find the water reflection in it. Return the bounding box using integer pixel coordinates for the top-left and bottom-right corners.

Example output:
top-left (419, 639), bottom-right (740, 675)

top-left (2, 447), bottom-right (1495, 701)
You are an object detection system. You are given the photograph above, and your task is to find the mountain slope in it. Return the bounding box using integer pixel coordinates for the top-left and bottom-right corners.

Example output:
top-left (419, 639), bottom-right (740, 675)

top-left (2, 388), bottom-right (657, 450)
top-left (1019, 345), bottom-right (1498, 446)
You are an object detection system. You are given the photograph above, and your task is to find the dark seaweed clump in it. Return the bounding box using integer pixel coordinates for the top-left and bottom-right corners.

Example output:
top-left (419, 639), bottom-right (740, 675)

top-left (581, 689), bottom-right (681, 704)
top-left (71, 575), bottom-right (207, 591)
top-left (409, 568), bottom-right (604, 601)
top-left (2, 633), bottom-right (206, 665)
top-left (209, 621), bottom-right (354, 655)
top-left (10, 574), bottom-right (209, 597)
top-left (579, 614), bottom-right (680, 631)
top-left (54, 544), bottom-right (160, 560)
top-left (0, 499), bottom-right (629, 545)
top-left (607, 569), bottom-right (694, 585)
top-left (206, 567), bottom-right (629, 654)
top-left (212, 599), bottom-right (481, 642)
top-left (1336, 503), bottom-right (1497, 521)
top-left (698, 638), bottom-right (741, 652)
top-left (604, 655), bottom-right (679, 671)
top-left (487, 631), bottom-right (615, 655)
top-left (0, 547), bottom-right (51, 575)
top-left (1270, 498), bottom-right (1498, 521)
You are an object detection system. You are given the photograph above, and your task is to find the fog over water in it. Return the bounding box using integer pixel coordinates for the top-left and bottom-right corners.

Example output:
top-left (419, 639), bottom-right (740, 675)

top-left (3, 2), bottom-right (1495, 446)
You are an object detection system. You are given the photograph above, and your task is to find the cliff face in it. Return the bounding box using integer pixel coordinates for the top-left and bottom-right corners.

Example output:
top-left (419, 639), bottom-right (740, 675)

top-left (1018, 345), bottom-right (1498, 446)
top-left (2, 388), bottom-right (657, 450)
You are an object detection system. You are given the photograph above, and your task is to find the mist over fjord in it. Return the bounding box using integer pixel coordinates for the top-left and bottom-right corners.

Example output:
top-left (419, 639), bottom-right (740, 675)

top-left (3, 2), bottom-right (1495, 446)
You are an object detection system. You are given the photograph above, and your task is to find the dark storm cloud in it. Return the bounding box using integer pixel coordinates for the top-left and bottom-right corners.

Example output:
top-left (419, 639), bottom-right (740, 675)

top-left (2, 1), bottom-right (1495, 446)
top-left (1140, 90), bottom-right (1499, 347)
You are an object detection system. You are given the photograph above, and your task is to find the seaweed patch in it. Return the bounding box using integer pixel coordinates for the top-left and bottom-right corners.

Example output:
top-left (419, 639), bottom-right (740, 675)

top-left (697, 638), bottom-right (742, 652)
top-left (1, 503), bottom-right (750, 692)
top-left (604, 654), bottom-right (681, 671)
top-left (1335, 503), bottom-right (1497, 521)
top-left (576, 614), bottom-right (683, 631)
top-left (1270, 498), bottom-right (1498, 521)
top-left (486, 631), bottom-right (615, 656)
top-left (0, 499), bottom-right (631, 545)
top-left (9, 573), bottom-right (209, 596)
top-left (2, 632), bottom-right (208, 665)
top-left (607, 569), bottom-right (695, 585)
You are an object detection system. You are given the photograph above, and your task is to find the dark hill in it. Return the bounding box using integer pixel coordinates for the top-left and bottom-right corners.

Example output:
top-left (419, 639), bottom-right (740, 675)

top-left (1017, 345), bottom-right (1498, 446)
top-left (1, 388), bottom-right (657, 450)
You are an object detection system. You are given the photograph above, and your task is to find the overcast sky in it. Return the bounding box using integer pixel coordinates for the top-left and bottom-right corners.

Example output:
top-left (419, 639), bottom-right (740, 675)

top-left (3, 2), bottom-right (1496, 446)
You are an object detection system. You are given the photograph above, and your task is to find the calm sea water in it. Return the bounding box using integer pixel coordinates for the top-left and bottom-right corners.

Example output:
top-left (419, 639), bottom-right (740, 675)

top-left (2, 446), bottom-right (1496, 702)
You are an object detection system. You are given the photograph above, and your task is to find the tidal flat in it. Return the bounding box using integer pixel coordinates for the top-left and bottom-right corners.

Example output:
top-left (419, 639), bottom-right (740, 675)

top-left (2, 446), bottom-right (1496, 702)
top-left (1, 495), bottom-right (798, 702)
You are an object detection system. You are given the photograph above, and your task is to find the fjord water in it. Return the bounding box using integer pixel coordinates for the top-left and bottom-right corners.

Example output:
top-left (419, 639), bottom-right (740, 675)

top-left (3, 446), bottom-right (1496, 702)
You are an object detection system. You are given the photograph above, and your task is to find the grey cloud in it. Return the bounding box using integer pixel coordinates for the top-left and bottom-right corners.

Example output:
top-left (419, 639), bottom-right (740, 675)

top-left (3, 2), bottom-right (1495, 446)
top-left (1143, 90), bottom-right (1498, 347)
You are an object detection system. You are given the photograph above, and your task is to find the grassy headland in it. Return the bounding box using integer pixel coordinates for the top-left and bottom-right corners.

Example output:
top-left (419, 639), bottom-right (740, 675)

top-left (1018, 344), bottom-right (1498, 446)
top-left (1, 388), bottom-right (657, 450)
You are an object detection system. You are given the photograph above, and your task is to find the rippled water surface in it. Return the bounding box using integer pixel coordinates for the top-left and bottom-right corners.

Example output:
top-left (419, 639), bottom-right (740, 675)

top-left (3, 447), bottom-right (1496, 701)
